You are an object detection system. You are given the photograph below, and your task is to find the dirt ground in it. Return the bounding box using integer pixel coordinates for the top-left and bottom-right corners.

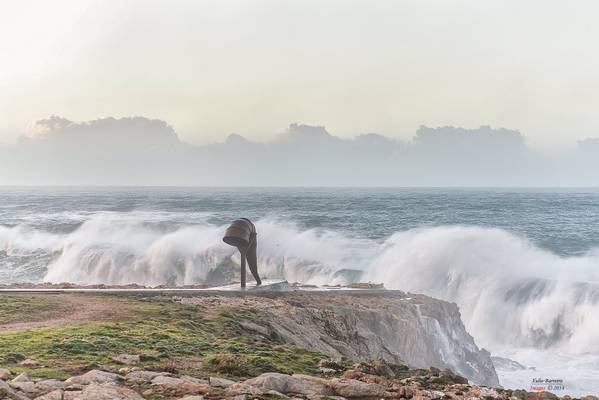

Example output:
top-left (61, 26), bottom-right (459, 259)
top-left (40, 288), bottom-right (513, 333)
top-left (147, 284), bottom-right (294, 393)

top-left (0, 293), bottom-right (137, 332)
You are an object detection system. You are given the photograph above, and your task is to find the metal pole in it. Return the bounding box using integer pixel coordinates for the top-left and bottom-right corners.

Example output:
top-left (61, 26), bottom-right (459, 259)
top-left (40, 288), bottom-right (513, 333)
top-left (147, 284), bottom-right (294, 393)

top-left (240, 248), bottom-right (247, 289)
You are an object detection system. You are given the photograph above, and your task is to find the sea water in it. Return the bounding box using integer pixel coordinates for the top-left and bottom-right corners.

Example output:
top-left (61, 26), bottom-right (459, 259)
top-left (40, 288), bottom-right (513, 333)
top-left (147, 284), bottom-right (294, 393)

top-left (1, 187), bottom-right (598, 395)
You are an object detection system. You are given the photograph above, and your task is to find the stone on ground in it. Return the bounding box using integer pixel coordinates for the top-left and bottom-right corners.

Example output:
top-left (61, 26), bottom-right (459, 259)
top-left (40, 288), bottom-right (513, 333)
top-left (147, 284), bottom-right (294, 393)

top-left (112, 354), bottom-right (141, 365)
top-left (209, 376), bottom-right (236, 388)
top-left (243, 372), bottom-right (335, 396)
top-left (0, 368), bottom-right (12, 380)
top-left (11, 373), bottom-right (30, 383)
top-left (79, 383), bottom-right (144, 400)
top-left (64, 370), bottom-right (123, 387)
top-left (328, 377), bottom-right (387, 398)
top-left (125, 370), bottom-right (170, 384)
top-left (0, 379), bottom-right (29, 400)
top-left (19, 359), bottom-right (40, 368)
top-left (151, 375), bottom-right (213, 397)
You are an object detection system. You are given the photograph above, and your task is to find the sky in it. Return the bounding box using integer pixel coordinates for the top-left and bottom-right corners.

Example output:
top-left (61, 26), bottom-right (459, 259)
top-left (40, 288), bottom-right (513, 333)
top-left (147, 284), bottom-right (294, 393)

top-left (1, 0), bottom-right (599, 151)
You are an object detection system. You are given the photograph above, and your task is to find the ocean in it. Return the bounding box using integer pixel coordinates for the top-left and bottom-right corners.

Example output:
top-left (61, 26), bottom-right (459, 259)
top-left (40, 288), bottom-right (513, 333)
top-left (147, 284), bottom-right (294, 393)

top-left (1, 187), bottom-right (599, 395)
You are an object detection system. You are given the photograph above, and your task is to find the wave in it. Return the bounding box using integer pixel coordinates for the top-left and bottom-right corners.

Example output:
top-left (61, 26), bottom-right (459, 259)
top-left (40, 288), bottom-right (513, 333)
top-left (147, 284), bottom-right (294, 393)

top-left (2, 216), bottom-right (599, 357)
top-left (363, 226), bottom-right (599, 353)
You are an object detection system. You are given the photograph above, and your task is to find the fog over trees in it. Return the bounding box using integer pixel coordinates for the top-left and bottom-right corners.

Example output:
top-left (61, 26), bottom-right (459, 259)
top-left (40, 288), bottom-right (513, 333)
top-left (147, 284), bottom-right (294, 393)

top-left (1, 116), bottom-right (597, 186)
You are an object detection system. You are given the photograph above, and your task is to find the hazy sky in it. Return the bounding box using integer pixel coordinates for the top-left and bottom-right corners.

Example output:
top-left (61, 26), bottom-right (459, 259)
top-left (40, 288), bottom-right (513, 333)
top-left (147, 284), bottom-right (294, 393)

top-left (1, 0), bottom-right (598, 149)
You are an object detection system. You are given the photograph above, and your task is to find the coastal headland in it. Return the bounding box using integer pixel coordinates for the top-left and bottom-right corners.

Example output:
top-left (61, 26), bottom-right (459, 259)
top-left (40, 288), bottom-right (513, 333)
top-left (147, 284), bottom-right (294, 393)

top-left (0, 287), bottom-right (593, 400)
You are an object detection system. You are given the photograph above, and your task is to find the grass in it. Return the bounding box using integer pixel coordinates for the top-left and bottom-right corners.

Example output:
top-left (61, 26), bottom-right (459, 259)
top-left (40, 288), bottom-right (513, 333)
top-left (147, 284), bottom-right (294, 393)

top-left (0, 294), bottom-right (71, 324)
top-left (0, 294), bottom-right (327, 380)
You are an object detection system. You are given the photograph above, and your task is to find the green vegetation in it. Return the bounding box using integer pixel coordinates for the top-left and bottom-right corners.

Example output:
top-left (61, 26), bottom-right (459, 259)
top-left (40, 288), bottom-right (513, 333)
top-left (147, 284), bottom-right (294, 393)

top-left (0, 295), bottom-right (326, 380)
top-left (0, 294), bottom-right (70, 324)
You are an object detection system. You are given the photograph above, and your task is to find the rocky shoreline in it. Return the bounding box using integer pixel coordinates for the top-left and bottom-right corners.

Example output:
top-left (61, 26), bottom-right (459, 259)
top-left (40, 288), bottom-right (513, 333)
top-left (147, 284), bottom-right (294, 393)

top-left (1, 292), bottom-right (596, 399)
top-left (1, 359), bottom-right (595, 400)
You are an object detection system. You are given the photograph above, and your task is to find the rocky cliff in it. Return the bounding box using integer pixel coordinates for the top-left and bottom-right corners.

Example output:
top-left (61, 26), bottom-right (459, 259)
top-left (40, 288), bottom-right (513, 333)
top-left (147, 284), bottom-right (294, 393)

top-left (181, 290), bottom-right (499, 386)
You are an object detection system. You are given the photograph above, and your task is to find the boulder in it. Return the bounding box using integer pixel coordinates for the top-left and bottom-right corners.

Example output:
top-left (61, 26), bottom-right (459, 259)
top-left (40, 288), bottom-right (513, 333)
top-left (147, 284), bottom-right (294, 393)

top-left (9, 381), bottom-right (37, 394)
top-left (421, 389), bottom-right (446, 399)
top-left (151, 375), bottom-right (213, 397)
top-left (178, 396), bottom-right (205, 400)
top-left (265, 390), bottom-right (291, 399)
top-left (0, 379), bottom-right (29, 400)
top-left (225, 382), bottom-right (267, 396)
top-left (180, 375), bottom-right (209, 385)
top-left (525, 392), bottom-right (559, 400)
top-left (243, 373), bottom-right (334, 396)
top-left (125, 370), bottom-right (170, 384)
top-left (151, 375), bottom-right (184, 385)
top-left (64, 370), bottom-right (123, 387)
top-left (328, 378), bottom-right (386, 398)
top-left (34, 390), bottom-right (63, 400)
top-left (209, 376), bottom-right (236, 388)
top-left (0, 368), bottom-right (12, 380)
top-left (35, 379), bottom-right (65, 393)
top-left (79, 383), bottom-right (144, 400)
top-left (371, 359), bottom-right (395, 378)
top-left (11, 373), bottom-right (30, 383)
top-left (112, 354), bottom-right (140, 365)
top-left (19, 359), bottom-right (40, 368)
top-left (318, 359), bottom-right (345, 372)
top-left (63, 390), bottom-right (83, 400)
top-left (479, 387), bottom-right (500, 398)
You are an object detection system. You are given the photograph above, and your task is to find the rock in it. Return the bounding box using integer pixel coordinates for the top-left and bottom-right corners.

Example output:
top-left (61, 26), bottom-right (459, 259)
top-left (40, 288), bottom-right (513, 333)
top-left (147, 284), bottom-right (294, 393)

top-left (319, 367), bottom-right (337, 374)
top-left (125, 370), bottom-right (170, 384)
top-left (79, 383), bottom-right (143, 400)
top-left (63, 390), bottom-right (83, 400)
top-left (526, 392), bottom-right (559, 400)
top-left (0, 379), bottom-right (29, 400)
top-left (65, 384), bottom-right (85, 391)
top-left (340, 369), bottom-right (386, 385)
top-left (11, 373), bottom-right (30, 383)
top-left (209, 376), bottom-right (236, 388)
top-left (239, 320), bottom-right (271, 336)
top-left (371, 359), bottom-right (395, 378)
top-left (229, 395), bottom-right (248, 400)
top-left (112, 354), bottom-right (140, 365)
top-left (265, 390), bottom-right (291, 399)
top-left (19, 359), bottom-right (40, 368)
top-left (0, 368), bottom-right (12, 380)
top-left (318, 359), bottom-right (345, 371)
top-left (479, 387), bottom-right (500, 398)
top-left (225, 382), bottom-right (267, 396)
top-left (582, 397), bottom-right (599, 400)
top-left (328, 378), bottom-right (386, 398)
top-left (151, 375), bottom-right (213, 397)
top-left (118, 368), bottom-right (131, 374)
top-left (397, 385), bottom-right (415, 398)
top-left (34, 389), bottom-right (64, 400)
top-left (291, 374), bottom-right (331, 386)
top-left (64, 370), bottom-right (123, 387)
top-left (35, 379), bottom-right (65, 394)
top-left (244, 373), bottom-right (335, 396)
top-left (9, 381), bottom-right (36, 394)
top-left (428, 390), bottom-right (446, 399)
top-left (178, 396), bottom-right (205, 400)
top-left (180, 375), bottom-right (209, 385)
top-left (151, 375), bottom-right (184, 385)
top-left (245, 292), bottom-right (499, 386)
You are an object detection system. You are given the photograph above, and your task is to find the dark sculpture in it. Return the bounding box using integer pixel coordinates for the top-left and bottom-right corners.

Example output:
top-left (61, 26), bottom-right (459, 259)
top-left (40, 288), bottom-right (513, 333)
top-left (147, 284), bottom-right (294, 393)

top-left (223, 218), bottom-right (261, 288)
